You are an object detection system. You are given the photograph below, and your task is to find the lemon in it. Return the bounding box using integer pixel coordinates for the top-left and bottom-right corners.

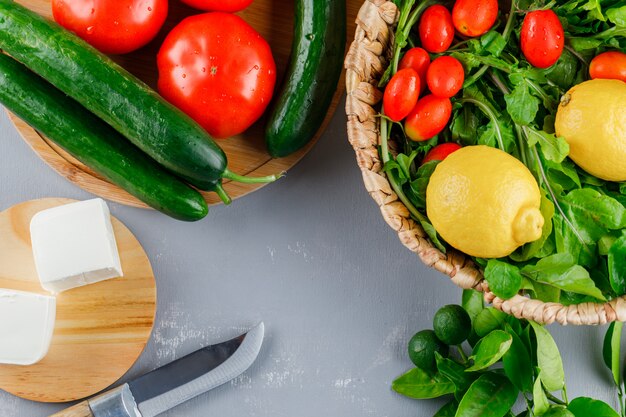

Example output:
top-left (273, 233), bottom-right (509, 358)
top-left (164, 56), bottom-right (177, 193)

top-left (555, 79), bottom-right (626, 182)
top-left (426, 145), bottom-right (544, 258)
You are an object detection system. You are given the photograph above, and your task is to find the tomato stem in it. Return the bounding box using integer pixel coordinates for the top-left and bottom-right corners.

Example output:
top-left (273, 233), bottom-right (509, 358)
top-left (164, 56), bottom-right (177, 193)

top-left (222, 168), bottom-right (284, 184)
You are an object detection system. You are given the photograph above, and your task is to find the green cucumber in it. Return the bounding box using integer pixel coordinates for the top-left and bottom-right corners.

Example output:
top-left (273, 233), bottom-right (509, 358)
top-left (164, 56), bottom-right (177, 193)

top-left (265, 0), bottom-right (346, 158)
top-left (0, 0), bottom-right (278, 197)
top-left (0, 53), bottom-right (208, 222)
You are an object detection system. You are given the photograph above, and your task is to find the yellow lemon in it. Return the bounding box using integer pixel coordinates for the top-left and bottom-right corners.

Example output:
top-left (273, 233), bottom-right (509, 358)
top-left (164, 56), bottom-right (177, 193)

top-left (426, 145), bottom-right (544, 258)
top-left (555, 79), bottom-right (626, 181)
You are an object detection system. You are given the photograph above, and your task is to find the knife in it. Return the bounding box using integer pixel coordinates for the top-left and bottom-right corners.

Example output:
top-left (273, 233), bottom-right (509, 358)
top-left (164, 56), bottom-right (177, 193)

top-left (50, 322), bottom-right (264, 417)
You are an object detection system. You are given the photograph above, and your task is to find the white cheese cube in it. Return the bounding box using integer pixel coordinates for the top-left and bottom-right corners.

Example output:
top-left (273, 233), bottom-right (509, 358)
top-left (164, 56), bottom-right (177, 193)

top-left (30, 198), bottom-right (123, 293)
top-left (0, 289), bottom-right (56, 365)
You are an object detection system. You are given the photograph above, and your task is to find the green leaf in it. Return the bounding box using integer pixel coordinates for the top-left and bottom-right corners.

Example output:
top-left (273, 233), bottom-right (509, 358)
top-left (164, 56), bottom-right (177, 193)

top-left (568, 397), bottom-right (620, 417)
top-left (521, 253), bottom-right (605, 300)
top-left (608, 235), bottom-right (626, 296)
top-left (502, 325), bottom-right (533, 392)
top-left (525, 128), bottom-right (569, 163)
top-left (561, 188), bottom-right (626, 242)
top-left (533, 371), bottom-right (550, 416)
top-left (607, 6), bottom-right (626, 26)
top-left (408, 160), bottom-right (440, 209)
top-left (477, 118), bottom-right (517, 154)
top-left (504, 81), bottom-right (540, 126)
top-left (466, 330), bottom-right (513, 372)
top-left (543, 406), bottom-right (575, 417)
top-left (474, 308), bottom-right (507, 337)
top-left (436, 353), bottom-right (477, 397)
top-left (602, 322), bottom-right (623, 386)
top-left (392, 367), bottom-right (455, 399)
top-left (529, 321), bottom-right (565, 392)
top-left (462, 290), bottom-right (484, 323)
top-left (480, 31), bottom-right (507, 56)
top-left (484, 260), bottom-right (522, 300)
top-left (455, 373), bottom-right (518, 417)
top-left (420, 220), bottom-right (447, 253)
top-left (510, 194), bottom-right (555, 262)
top-left (435, 400), bottom-right (459, 417)
top-left (451, 106), bottom-right (481, 146)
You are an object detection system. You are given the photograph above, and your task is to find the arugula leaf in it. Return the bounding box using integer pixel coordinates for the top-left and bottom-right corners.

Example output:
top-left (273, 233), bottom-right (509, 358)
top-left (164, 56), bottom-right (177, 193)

top-left (420, 220), bottom-right (447, 253)
top-left (524, 128), bottom-right (570, 164)
top-left (451, 106), bottom-right (482, 146)
top-left (561, 188), bottom-right (626, 242)
top-left (484, 260), bottom-right (523, 299)
top-left (521, 253), bottom-right (605, 300)
top-left (504, 81), bottom-right (540, 126)
top-left (608, 235), bottom-right (626, 295)
top-left (408, 160), bottom-right (439, 209)
top-left (392, 367), bottom-right (455, 399)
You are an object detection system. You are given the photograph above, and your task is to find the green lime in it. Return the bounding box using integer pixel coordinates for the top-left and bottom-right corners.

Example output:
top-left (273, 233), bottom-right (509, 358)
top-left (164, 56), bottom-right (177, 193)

top-left (407, 329), bottom-right (448, 373)
top-left (433, 304), bottom-right (472, 345)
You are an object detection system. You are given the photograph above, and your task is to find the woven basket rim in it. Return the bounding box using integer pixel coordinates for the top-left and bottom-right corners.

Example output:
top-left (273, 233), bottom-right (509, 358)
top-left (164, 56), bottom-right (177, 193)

top-left (344, 0), bottom-right (626, 325)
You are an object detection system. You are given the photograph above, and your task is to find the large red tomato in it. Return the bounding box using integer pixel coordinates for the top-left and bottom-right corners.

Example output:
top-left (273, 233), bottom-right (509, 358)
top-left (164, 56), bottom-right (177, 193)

top-left (52, 0), bottom-right (168, 55)
top-left (157, 12), bottom-right (276, 139)
top-left (180, 0), bottom-right (254, 12)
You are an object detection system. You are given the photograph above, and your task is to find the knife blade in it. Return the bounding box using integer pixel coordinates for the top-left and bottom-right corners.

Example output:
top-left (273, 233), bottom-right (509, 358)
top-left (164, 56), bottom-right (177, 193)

top-left (50, 322), bottom-right (264, 417)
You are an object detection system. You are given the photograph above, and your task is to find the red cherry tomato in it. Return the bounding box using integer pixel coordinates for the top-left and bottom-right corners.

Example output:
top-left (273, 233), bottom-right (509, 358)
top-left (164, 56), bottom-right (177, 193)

top-left (51, 0), bottom-right (168, 55)
top-left (452, 0), bottom-right (498, 37)
top-left (422, 143), bottom-right (462, 164)
top-left (399, 47), bottom-right (431, 92)
top-left (157, 12), bottom-right (276, 139)
top-left (520, 10), bottom-right (564, 69)
top-left (180, 0), bottom-right (254, 12)
top-left (419, 5), bottom-right (455, 53)
top-left (405, 95), bottom-right (452, 141)
top-left (384, 68), bottom-right (421, 122)
top-left (590, 51), bottom-right (626, 83)
top-left (426, 56), bottom-right (465, 98)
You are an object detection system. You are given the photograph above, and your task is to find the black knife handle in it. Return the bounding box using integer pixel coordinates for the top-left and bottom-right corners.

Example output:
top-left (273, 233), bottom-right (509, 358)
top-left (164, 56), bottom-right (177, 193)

top-left (49, 401), bottom-right (94, 417)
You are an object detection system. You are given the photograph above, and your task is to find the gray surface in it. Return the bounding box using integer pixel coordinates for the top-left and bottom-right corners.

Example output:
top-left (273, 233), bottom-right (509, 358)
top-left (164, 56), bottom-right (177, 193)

top-left (0, 101), bottom-right (618, 417)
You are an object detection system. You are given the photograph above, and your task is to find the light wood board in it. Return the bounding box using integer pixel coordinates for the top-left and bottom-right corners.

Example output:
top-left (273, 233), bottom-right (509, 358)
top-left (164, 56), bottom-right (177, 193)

top-left (0, 198), bottom-right (156, 403)
top-left (9, 0), bottom-right (361, 208)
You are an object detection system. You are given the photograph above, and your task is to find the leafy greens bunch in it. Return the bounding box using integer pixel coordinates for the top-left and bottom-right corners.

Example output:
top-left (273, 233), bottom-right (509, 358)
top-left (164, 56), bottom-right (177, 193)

top-left (381, 0), bottom-right (626, 304)
top-left (393, 290), bottom-right (623, 417)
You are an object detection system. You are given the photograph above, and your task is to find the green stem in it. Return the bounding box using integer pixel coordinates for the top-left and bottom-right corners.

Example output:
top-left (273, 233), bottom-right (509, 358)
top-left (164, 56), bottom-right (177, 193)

top-left (562, 385), bottom-right (569, 405)
top-left (380, 118), bottom-right (428, 223)
top-left (546, 391), bottom-right (567, 406)
top-left (458, 98), bottom-right (506, 150)
top-left (213, 183), bottom-right (232, 205)
top-left (456, 345), bottom-right (469, 364)
top-left (463, 64), bottom-right (490, 89)
top-left (526, 78), bottom-right (557, 111)
top-left (222, 168), bottom-right (283, 184)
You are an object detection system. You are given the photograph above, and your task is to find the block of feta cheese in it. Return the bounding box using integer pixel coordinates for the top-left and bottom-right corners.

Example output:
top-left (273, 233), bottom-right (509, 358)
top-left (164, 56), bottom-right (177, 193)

top-left (30, 198), bottom-right (123, 293)
top-left (0, 289), bottom-right (56, 365)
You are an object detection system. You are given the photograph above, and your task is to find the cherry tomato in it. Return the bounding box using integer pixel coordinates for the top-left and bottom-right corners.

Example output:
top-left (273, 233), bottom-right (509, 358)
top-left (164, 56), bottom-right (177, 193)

top-left (180, 0), bottom-right (254, 12)
top-left (383, 68), bottom-right (421, 122)
top-left (399, 47), bottom-right (431, 92)
top-left (422, 143), bottom-right (462, 164)
top-left (426, 56), bottom-right (465, 98)
top-left (419, 5), bottom-right (455, 53)
top-left (520, 10), bottom-right (564, 69)
top-left (452, 0), bottom-right (498, 37)
top-left (157, 12), bottom-right (276, 139)
top-left (590, 51), bottom-right (626, 83)
top-left (51, 0), bottom-right (168, 55)
top-left (405, 95), bottom-right (452, 141)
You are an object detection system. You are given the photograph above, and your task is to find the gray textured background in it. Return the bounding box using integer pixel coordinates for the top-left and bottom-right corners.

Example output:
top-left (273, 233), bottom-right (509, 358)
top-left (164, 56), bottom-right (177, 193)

top-left (0, 101), bottom-right (619, 416)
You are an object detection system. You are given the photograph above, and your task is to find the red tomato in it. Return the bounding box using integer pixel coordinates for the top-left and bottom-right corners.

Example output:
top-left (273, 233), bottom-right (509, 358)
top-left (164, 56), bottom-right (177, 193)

top-left (426, 56), bottom-right (465, 98)
top-left (384, 68), bottom-right (421, 122)
top-left (51, 0), bottom-right (168, 55)
top-left (422, 143), bottom-right (462, 164)
top-left (452, 0), bottom-right (498, 37)
top-left (419, 5), bottom-right (455, 53)
top-left (157, 12), bottom-right (276, 139)
top-left (590, 51), bottom-right (626, 82)
top-left (180, 0), bottom-right (254, 12)
top-left (405, 95), bottom-right (452, 141)
top-left (399, 47), bottom-right (431, 92)
top-left (520, 10), bottom-right (564, 69)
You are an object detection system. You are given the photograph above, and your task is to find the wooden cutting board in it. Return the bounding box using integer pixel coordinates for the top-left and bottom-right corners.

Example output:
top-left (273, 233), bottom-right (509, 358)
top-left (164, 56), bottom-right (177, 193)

top-left (9, 0), bottom-right (362, 208)
top-left (0, 198), bottom-right (156, 403)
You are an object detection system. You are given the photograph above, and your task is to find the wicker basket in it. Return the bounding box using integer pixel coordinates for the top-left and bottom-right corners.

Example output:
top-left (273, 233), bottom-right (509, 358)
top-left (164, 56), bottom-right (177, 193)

top-left (344, 0), bottom-right (626, 325)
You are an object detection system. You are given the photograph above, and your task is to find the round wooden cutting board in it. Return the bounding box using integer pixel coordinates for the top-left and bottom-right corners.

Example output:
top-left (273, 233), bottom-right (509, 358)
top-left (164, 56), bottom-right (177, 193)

top-left (0, 198), bottom-right (156, 403)
top-left (8, 0), bottom-right (362, 208)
